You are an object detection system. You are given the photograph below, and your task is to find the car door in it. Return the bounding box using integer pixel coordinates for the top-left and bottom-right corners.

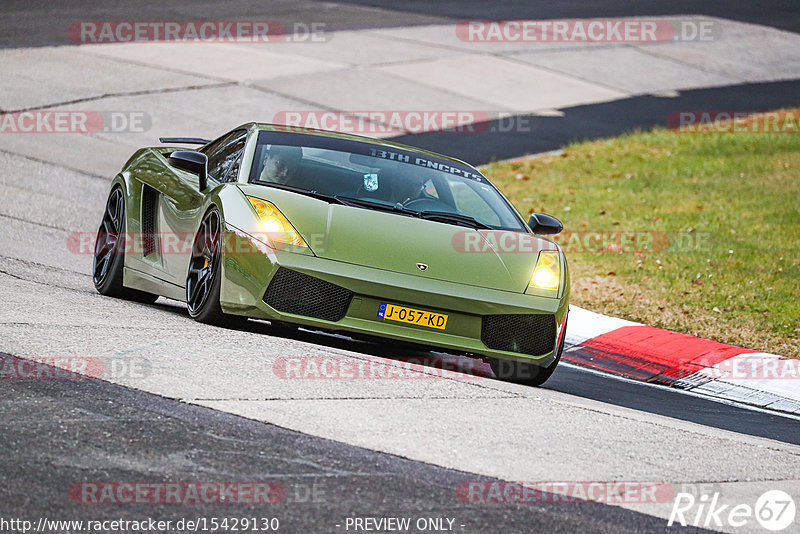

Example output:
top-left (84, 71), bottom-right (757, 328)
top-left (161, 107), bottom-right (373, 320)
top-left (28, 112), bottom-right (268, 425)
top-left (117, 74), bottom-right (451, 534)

top-left (156, 129), bottom-right (248, 287)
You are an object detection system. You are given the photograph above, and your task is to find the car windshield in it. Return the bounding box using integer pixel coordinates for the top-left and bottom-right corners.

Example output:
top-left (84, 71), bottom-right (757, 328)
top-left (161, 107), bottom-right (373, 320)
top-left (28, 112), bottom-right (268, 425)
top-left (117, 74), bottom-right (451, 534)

top-left (249, 130), bottom-right (526, 231)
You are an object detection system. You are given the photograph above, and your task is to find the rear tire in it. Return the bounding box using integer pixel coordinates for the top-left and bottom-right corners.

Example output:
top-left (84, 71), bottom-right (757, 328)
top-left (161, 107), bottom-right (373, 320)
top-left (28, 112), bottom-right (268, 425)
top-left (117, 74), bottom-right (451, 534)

top-left (92, 186), bottom-right (159, 304)
top-left (489, 317), bottom-right (567, 387)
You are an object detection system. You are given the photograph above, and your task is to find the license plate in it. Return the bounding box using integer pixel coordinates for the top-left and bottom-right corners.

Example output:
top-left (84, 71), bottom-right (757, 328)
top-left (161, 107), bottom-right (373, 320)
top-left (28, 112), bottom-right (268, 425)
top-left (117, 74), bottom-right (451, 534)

top-left (377, 303), bottom-right (448, 330)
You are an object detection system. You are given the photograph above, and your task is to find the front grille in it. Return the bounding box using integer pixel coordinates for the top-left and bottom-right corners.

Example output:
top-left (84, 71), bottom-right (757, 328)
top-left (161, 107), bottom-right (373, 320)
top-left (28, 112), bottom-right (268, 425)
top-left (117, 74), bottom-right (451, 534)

top-left (263, 268), bottom-right (353, 322)
top-left (481, 314), bottom-right (556, 356)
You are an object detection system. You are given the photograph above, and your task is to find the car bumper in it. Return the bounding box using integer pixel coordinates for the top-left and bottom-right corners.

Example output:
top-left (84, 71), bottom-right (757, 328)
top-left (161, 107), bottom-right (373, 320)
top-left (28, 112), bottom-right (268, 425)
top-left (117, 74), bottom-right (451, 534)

top-left (220, 228), bottom-right (569, 367)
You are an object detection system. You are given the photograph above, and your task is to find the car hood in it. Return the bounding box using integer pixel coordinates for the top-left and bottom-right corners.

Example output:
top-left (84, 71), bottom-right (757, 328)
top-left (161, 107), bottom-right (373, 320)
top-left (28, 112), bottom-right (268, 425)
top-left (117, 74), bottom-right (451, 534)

top-left (238, 185), bottom-right (555, 293)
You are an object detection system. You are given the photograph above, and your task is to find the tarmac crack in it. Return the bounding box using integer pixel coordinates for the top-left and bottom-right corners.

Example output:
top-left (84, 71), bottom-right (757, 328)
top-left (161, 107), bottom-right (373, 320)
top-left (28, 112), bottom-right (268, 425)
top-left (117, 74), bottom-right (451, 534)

top-left (0, 147), bottom-right (108, 181)
top-left (5, 82), bottom-right (235, 113)
top-left (0, 212), bottom-right (72, 232)
top-left (187, 395), bottom-right (519, 401)
top-left (630, 46), bottom-right (744, 85)
top-left (498, 52), bottom-right (634, 96)
top-left (0, 254), bottom-right (89, 275)
top-left (0, 268), bottom-right (100, 296)
top-left (0, 321), bottom-right (187, 331)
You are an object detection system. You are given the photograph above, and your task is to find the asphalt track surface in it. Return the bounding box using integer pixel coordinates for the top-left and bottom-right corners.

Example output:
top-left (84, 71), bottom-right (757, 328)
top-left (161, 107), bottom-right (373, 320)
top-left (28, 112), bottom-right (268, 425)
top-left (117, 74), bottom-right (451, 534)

top-left (2, 2), bottom-right (800, 533)
top-left (390, 79), bottom-right (800, 164)
top-left (336, 1), bottom-right (800, 35)
top-left (380, 2), bottom-right (800, 163)
top-left (3, 0), bottom-right (799, 48)
top-left (4, 1), bottom-right (800, 166)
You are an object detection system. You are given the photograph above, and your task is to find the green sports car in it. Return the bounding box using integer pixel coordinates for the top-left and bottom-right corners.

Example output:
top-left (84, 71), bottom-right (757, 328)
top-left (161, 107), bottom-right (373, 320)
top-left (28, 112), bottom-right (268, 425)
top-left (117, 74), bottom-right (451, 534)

top-left (92, 123), bottom-right (569, 386)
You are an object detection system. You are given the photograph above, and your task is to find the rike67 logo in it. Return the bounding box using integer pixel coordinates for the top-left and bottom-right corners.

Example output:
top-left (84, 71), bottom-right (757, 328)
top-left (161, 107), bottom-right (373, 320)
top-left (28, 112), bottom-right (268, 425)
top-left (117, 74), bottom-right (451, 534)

top-left (668, 490), bottom-right (796, 531)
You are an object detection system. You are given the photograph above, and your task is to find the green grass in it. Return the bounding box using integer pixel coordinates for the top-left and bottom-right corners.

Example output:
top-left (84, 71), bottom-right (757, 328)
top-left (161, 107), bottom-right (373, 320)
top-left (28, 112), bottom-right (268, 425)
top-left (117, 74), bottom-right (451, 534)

top-left (482, 110), bottom-right (800, 356)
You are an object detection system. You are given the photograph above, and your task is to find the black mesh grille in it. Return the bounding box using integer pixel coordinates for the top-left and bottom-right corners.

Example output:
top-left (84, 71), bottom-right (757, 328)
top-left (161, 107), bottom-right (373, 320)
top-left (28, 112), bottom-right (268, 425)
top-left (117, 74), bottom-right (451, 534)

top-left (263, 268), bottom-right (353, 322)
top-left (141, 184), bottom-right (158, 256)
top-left (481, 314), bottom-right (557, 356)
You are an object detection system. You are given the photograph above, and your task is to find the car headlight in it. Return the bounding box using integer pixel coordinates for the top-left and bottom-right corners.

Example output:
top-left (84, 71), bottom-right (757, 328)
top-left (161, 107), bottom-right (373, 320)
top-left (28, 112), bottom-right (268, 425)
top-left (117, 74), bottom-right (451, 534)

top-left (527, 250), bottom-right (560, 292)
top-left (247, 197), bottom-right (308, 248)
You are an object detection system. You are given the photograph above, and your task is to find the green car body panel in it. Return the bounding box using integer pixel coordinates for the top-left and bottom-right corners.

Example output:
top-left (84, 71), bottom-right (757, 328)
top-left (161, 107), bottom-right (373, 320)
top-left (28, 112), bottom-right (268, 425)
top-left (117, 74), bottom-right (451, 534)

top-left (102, 123), bottom-right (570, 369)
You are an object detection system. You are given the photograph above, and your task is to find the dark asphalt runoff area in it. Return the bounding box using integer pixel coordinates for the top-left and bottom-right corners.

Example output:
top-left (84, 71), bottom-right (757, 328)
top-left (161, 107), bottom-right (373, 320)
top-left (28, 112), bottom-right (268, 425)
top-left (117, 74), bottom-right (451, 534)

top-left (0, 353), bottom-right (702, 534)
top-left (548, 360), bottom-right (800, 447)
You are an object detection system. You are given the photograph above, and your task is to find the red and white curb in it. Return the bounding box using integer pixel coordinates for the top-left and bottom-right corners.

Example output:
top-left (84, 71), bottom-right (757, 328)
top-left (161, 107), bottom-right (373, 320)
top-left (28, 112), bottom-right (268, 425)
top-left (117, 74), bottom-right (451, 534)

top-left (564, 306), bottom-right (800, 415)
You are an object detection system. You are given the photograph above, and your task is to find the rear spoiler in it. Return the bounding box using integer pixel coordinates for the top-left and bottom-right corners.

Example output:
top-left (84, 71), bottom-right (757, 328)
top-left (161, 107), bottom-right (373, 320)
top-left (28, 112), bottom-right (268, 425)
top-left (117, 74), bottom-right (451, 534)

top-left (158, 137), bottom-right (212, 145)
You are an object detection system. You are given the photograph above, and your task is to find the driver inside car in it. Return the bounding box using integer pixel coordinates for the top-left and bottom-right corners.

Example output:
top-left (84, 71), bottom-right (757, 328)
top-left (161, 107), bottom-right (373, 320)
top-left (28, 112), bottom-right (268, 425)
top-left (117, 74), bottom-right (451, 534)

top-left (380, 168), bottom-right (430, 205)
top-left (259, 145), bottom-right (302, 185)
top-left (394, 175), bottom-right (426, 205)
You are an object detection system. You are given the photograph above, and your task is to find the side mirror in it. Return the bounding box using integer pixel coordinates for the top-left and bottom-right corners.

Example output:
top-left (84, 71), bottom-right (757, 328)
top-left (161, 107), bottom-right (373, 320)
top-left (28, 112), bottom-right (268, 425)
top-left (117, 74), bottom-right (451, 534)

top-left (528, 213), bottom-right (563, 235)
top-left (168, 150), bottom-right (208, 191)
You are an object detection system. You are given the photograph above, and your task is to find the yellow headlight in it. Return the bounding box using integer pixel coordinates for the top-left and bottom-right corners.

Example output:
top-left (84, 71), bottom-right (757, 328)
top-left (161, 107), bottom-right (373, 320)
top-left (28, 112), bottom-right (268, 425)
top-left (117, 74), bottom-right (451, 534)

top-left (529, 250), bottom-right (560, 291)
top-left (247, 197), bottom-right (308, 248)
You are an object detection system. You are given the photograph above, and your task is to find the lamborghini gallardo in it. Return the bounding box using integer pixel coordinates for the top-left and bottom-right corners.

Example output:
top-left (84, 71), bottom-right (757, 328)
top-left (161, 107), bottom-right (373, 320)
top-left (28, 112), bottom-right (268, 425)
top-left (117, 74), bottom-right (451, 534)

top-left (92, 124), bottom-right (569, 385)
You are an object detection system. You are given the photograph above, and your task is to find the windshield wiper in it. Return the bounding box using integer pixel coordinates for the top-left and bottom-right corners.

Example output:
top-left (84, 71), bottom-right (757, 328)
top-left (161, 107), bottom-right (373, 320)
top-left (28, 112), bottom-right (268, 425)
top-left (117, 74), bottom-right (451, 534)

top-left (332, 198), bottom-right (493, 229)
top-left (417, 211), bottom-right (493, 230)
top-left (258, 183), bottom-right (347, 204)
top-left (334, 196), bottom-right (418, 216)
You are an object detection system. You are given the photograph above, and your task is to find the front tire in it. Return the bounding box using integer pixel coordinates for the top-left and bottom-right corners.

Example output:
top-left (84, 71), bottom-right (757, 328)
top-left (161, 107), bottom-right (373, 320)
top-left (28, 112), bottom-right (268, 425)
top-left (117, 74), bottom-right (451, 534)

top-left (92, 186), bottom-right (159, 304)
top-left (186, 208), bottom-right (239, 326)
top-left (489, 317), bottom-right (567, 387)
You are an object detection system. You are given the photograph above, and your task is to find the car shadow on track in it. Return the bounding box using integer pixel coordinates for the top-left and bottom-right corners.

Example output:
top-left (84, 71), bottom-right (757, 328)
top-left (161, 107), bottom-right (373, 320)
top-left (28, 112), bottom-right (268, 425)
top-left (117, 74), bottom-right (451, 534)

top-left (149, 298), bottom-right (497, 381)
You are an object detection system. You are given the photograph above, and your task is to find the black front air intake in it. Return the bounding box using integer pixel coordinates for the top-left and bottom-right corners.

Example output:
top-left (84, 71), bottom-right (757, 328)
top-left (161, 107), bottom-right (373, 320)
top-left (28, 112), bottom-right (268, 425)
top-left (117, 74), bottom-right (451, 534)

top-left (263, 268), bottom-right (353, 322)
top-left (481, 314), bottom-right (557, 356)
